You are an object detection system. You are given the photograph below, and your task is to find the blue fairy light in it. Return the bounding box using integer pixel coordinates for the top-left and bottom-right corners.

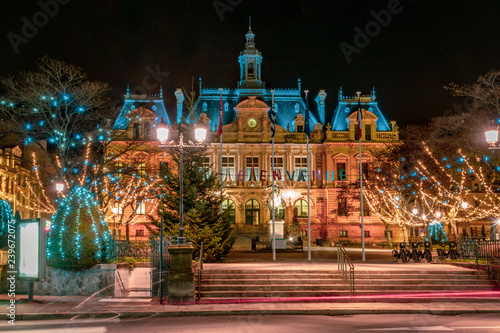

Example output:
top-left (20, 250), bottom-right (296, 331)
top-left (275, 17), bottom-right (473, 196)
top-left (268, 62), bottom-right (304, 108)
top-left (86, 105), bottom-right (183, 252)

top-left (459, 157), bottom-right (464, 163)
top-left (446, 164), bottom-right (451, 169)
top-left (442, 157), bottom-right (447, 161)
top-left (62, 94), bottom-right (70, 101)
top-left (25, 123), bottom-right (32, 130)
top-left (52, 101), bottom-right (58, 107)
top-left (77, 106), bottom-right (85, 112)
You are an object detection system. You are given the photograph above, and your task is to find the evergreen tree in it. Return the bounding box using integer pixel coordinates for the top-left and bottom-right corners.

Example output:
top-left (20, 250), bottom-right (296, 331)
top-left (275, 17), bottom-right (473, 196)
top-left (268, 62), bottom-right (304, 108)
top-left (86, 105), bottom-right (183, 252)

top-left (150, 137), bottom-right (234, 262)
top-left (47, 186), bottom-right (111, 270)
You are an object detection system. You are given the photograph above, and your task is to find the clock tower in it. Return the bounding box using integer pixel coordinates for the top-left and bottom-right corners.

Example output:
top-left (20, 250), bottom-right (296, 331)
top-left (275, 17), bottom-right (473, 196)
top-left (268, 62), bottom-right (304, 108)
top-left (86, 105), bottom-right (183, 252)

top-left (238, 19), bottom-right (264, 89)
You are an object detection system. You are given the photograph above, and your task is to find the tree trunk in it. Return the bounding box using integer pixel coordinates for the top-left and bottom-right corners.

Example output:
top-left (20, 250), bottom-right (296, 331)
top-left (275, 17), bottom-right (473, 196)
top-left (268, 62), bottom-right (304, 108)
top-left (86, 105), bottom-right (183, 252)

top-left (126, 224), bottom-right (130, 242)
top-left (385, 224), bottom-right (392, 249)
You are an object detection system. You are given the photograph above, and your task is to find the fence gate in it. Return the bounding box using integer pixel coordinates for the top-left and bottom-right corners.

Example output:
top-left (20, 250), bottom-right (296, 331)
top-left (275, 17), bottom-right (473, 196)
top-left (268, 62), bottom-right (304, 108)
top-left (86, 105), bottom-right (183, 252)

top-left (150, 236), bottom-right (176, 297)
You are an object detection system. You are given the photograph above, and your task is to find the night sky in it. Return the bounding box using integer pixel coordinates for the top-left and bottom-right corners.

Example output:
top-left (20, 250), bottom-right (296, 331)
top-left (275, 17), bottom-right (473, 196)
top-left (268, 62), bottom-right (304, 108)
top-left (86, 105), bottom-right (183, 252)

top-left (1, 0), bottom-right (499, 126)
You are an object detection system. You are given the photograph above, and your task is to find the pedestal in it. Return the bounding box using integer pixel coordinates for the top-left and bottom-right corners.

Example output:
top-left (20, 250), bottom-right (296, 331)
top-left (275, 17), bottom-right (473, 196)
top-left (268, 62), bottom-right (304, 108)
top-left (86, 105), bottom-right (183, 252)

top-left (167, 245), bottom-right (195, 304)
top-left (268, 220), bottom-right (285, 239)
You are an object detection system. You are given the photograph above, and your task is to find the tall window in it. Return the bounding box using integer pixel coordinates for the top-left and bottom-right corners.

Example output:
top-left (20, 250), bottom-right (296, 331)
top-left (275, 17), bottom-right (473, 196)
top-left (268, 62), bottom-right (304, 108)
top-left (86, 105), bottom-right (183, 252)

top-left (222, 156), bottom-right (235, 182)
top-left (144, 123), bottom-right (150, 140)
top-left (337, 163), bottom-right (346, 181)
top-left (246, 157), bottom-right (259, 181)
top-left (297, 125), bottom-right (304, 133)
top-left (294, 157), bottom-right (308, 181)
top-left (245, 199), bottom-right (260, 225)
top-left (138, 162), bottom-right (147, 177)
top-left (362, 201), bottom-right (370, 216)
top-left (338, 197), bottom-right (347, 216)
top-left (159, 162), bottom-right (168, 179)
top-left (295, 199), bottom-right (308, 218)
top-left (365, 124), bottom-right (372, 141)
top-left (270, 157), bottom-right (284, 181)
top-left (362, 162), bottom-right (369, 180)
top-left (137, 202), bottom-right (146, 215)
top-left (223, 199), bottom-right (236, 225)
top-left (133, 123), bottom-right (140, 139)
top-left (354, 124), bottom-right (360, 140)
top-left (201, 156), bottom-right (210, 179)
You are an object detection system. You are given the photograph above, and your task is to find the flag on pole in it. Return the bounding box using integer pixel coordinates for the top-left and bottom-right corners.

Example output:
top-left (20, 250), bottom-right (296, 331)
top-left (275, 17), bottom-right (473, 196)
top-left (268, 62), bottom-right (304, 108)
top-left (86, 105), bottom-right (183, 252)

top-left (218, 90), bottom-right (223, 137)
top-left (304, 91), bottom-right (310, 138)
top-left (357, 94), bottom-right (362, 139)
top-left (270, 100), bottom-right (276, 138)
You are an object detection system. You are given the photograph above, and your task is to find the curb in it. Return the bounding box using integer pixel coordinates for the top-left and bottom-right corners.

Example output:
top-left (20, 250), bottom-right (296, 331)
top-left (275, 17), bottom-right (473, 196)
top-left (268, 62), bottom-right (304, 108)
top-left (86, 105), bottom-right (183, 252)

top-left (15, 307), bottom-right (500, 320)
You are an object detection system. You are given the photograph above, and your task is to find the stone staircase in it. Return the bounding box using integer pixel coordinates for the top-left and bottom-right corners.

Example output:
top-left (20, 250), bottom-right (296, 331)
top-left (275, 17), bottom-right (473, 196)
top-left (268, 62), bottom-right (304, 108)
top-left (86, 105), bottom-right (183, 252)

top-left (195, 269), bottom-right (499, 302)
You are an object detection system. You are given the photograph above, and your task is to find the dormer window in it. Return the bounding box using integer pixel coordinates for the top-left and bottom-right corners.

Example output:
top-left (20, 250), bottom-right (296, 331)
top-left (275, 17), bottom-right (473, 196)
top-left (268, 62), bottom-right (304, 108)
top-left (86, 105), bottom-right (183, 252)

top-left (294, 103), bottom-right (299, 113)
top-left (297, 125), bottom-right (304, 133)
top-left (224, 101), bottom-right (229, 112)
top-left (203, 102), bottom-right (208, 112)
top-left (133, 123), bottom-right (140, 139)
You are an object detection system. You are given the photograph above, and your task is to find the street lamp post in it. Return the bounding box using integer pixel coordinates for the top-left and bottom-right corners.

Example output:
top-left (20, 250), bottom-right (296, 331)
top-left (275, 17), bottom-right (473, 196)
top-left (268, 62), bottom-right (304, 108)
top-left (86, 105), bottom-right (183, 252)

top-left (156, 118), bottom-right (207, 245)
top-left (462, 201), bottom-right (469, 239)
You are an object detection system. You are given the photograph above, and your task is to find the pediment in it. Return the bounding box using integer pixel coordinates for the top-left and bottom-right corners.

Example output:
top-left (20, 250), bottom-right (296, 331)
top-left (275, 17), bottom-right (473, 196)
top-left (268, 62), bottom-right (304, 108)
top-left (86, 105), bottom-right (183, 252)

top-left (126, 106), bottom-right (156, 119)
top-left (348, 109), bottom-right (378, 120)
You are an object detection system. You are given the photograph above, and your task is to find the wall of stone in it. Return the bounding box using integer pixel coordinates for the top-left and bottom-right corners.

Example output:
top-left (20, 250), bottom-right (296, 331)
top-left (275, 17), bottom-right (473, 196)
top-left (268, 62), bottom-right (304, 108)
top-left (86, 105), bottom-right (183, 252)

top-left (1, 264), bottom-right (116, 297)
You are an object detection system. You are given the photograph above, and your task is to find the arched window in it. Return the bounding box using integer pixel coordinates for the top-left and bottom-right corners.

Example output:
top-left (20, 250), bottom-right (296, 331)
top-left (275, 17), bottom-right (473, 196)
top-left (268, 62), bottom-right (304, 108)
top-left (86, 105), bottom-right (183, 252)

top-left (295, 199), bottom-right (308, 218)
top-left (223, 199), bottom-right (236, 225)
top-left (245, 199), bottom-right (260, 225)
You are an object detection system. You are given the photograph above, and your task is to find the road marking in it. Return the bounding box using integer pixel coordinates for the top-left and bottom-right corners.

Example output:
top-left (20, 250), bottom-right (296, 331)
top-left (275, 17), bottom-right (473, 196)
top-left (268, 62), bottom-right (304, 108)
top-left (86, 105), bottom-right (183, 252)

top-left (98, 298), bottom-right (152, 303)
top-left (7, 328), bottom-right (107, 333)
top-left (360, 326), bottom-right (453, 331)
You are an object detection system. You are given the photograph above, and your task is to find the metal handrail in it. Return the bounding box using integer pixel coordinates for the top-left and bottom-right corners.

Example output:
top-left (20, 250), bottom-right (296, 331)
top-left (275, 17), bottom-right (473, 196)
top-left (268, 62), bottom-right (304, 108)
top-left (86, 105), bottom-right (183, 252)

top-left (197, 242), bottom-right (203, 301)
top-left (337, 245), bottom-right (355, 296)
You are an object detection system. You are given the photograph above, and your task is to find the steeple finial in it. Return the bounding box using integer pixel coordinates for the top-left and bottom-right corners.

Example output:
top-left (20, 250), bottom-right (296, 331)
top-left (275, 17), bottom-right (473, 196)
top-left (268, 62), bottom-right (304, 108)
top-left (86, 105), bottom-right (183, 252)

top-left (298, 78), bottom-right (302, 93)
top-left (338, 86), bottom-right (343, 101)
top-left (372, 86), bottom-right (376, 99)
top-left (249, 16), bottom-right (251, 31)
top-left (159, 84), bottom-right (163, 98)
top-left (126, 84), bottom-right (130, 98)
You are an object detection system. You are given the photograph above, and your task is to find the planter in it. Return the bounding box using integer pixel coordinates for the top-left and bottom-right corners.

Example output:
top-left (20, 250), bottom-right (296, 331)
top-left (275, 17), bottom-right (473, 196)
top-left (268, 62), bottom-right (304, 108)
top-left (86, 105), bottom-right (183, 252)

top-left (316, 239), bottom-right (331, 247)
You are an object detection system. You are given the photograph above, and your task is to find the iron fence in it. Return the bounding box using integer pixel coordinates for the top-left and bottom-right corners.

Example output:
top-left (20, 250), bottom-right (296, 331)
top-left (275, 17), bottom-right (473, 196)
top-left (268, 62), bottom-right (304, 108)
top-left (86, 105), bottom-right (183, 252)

top-left (108, 239), bottom-right (151, 262)
top-left (458, 239), bottom-right (500, 261)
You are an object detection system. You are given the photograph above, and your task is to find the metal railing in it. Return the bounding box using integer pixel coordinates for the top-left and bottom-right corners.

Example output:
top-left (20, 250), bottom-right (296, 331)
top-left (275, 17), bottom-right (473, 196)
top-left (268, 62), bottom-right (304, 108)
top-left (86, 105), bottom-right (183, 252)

top-left (197, 242), bottom-right (204, 301)
top-left (337, 245), bottom-right (355, 296)
top-left (458, 239), bottom-right (500, 261)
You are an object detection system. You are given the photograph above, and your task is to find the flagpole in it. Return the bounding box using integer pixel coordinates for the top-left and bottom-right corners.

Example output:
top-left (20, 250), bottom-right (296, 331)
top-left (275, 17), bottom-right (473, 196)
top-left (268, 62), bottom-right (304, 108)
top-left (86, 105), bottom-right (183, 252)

top-left (271, 90), bottom-right (276, 261)
top-left (304, 90), bottom-right (311, 262)
top-left (357, 91), bottom-right (365, 262)
top-left (219, 88), bottom-right (223, 214)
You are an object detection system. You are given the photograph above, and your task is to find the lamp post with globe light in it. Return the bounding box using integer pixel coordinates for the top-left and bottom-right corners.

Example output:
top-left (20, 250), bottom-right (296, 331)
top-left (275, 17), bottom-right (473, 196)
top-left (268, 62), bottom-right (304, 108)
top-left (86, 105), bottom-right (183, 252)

top-left (156, 118), bottom-right (207, 245)
top-left (155, 118), bottom-right (207, 305)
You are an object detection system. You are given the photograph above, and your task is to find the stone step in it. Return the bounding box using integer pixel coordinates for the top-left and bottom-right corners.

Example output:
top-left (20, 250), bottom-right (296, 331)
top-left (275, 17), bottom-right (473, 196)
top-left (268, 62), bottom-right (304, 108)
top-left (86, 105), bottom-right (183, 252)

top-left (198, 288), bottom-right (499, 298)
top-left (199, 283), bottom-right (496, 292)
top-left (198, 278), bottom-right (493, 286)
top-left (199, 273), bottom-right (488, 281)
top-left (201, 269), bottom-right (489, 276)
top-left (197, 296), bottom-right (500, 304)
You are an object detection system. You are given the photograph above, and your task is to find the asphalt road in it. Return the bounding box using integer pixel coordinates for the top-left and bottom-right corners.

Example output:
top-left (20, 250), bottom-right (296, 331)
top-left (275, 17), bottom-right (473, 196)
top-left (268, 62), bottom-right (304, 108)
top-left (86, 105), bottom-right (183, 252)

top-left (2, 314), bottom-right (500, 332)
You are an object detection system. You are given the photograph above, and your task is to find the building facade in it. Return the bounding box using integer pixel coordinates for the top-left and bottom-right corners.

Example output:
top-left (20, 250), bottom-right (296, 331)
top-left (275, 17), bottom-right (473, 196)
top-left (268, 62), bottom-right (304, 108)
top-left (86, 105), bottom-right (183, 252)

top-left (109, 26), bottom-right (402, 244)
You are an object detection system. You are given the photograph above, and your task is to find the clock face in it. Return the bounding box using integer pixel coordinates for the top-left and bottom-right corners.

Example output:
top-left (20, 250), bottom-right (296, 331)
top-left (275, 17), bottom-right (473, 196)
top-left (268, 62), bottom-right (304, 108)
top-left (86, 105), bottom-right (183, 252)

top-left (247, 118), bottom-right (257, 128)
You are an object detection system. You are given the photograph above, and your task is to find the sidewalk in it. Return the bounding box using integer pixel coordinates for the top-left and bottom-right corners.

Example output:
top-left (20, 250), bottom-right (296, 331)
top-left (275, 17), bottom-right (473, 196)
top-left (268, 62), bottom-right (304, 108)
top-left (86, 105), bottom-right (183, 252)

top-left (2, 261), bottom-right (500, 320)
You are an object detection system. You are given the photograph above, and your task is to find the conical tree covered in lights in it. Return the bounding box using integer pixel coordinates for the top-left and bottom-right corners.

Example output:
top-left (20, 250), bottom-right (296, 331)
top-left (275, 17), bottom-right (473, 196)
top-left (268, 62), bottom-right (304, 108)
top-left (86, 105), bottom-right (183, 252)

top-left (0, 199), bottom-right (15, 249)
top-left (47, 186), bottom-right (111, 270)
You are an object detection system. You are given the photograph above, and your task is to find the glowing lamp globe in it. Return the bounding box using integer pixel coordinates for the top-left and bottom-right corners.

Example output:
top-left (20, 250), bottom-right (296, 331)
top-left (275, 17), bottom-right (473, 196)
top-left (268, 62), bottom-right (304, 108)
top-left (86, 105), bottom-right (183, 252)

top-left (435, 211), bottom-right (441, 218)
top-left (55, 182), bottom-right (65, 193)
top-left (156, 118), bottom-right (169, 143)
top-left (194, 126), bottom-right (207, 143)
top-left (485, 130), bottom-right (499, 145)
top-left (412, 208), bottom-right (418, 215)
top-left (461, 201), bottom-right (468, 209)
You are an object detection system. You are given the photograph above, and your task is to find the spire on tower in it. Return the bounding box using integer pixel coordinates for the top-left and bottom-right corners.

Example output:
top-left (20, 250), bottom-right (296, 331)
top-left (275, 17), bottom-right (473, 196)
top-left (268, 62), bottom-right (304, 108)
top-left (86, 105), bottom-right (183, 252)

top-left (126, 84), bottom-right (130, 98)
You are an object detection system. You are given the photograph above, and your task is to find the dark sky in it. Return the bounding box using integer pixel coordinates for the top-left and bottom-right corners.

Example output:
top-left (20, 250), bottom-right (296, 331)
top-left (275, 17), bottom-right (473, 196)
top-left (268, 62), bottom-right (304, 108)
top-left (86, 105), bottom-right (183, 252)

top-left (1, 0), bottom-right (499, 126)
